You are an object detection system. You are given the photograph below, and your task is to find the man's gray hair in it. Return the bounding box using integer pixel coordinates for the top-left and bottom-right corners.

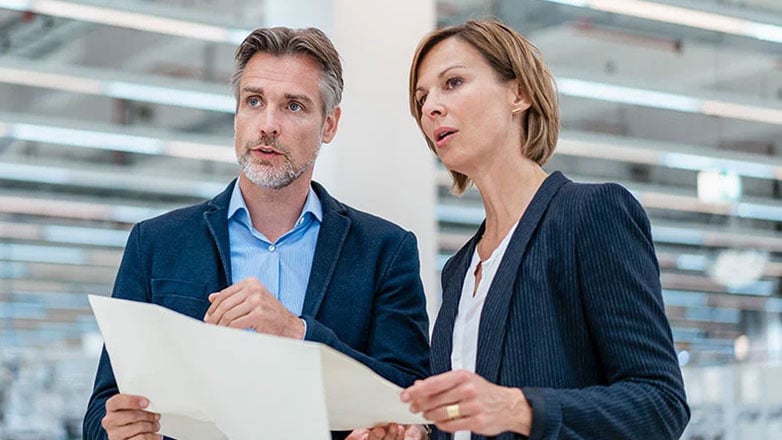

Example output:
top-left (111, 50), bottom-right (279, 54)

top-left (231, 26), bottom-right (343, 115)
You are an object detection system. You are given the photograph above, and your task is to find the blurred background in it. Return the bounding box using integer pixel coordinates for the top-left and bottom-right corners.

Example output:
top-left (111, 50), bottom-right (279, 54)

top-left (0, 0), bottom-right (780, 438)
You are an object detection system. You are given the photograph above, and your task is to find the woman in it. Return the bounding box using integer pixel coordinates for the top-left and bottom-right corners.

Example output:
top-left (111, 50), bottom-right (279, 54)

top-left (392, 19), bottom-right (689, 440)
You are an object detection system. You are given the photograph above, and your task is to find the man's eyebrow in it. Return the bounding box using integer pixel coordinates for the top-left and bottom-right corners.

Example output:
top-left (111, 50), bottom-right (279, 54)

top-left (285, 93), bottom-right (315, 104)
top-left (240, 88), bottom-right (315, 105)
top-left (241, 86), bottom-right (264, 95)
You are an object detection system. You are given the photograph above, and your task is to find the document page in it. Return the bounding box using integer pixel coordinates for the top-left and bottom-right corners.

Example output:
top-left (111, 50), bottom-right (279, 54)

top-left (88, 295), bottom-right (424, 439)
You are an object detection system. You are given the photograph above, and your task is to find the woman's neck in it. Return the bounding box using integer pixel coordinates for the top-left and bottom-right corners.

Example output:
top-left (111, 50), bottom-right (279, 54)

top-left (472, 159), bottom-right (547, 261)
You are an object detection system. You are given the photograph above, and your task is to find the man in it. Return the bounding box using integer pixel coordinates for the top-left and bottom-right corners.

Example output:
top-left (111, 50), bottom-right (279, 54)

top-left (83, 26), bottom-right (430, 440)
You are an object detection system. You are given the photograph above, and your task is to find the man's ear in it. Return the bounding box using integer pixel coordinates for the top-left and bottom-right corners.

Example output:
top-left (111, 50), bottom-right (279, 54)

top-left (322, 106), bottom-right (341, 144)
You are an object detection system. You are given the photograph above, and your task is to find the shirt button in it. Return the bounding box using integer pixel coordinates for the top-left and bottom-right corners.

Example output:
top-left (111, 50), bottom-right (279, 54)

top-left (268, 245), bottom-right (276, 252)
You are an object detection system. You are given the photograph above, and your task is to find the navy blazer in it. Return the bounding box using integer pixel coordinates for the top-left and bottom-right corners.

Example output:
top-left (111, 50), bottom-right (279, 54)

top-left (431, 172), bottom-right (689, 440)
top-left (83, 180), bottom-right (430, 440)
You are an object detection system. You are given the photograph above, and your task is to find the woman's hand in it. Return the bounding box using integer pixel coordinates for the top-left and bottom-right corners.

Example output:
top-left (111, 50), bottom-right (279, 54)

top-left (401, 370), bottom-right (532, 436)
top-left (345, 424), bottom-right (427, 440)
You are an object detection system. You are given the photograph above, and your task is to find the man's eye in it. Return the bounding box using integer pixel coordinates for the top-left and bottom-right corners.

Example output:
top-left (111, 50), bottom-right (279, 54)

top-left (289, 102), bottom-right (303, 112)
top-left (248, 97), bottom-right (261, 107)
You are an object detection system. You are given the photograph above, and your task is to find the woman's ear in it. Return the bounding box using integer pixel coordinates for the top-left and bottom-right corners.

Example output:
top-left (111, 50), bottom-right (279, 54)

top-left (511, 85), bottom-right (531, 114)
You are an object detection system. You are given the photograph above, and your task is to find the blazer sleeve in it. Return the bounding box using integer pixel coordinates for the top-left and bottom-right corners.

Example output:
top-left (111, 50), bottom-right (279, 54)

top-left (302, 231), bottom-right (431, 388)
top-left (522, 184), bottom-right (690, 440)
top-left (83, 224), bottom-right (148, 440)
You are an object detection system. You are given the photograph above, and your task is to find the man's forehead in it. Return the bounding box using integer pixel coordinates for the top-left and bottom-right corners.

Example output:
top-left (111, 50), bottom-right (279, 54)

top-left (239, 53), bottom-right (323, 97)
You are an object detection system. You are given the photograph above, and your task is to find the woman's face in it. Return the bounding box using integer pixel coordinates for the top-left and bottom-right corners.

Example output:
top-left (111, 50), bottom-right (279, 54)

top-left (414, 37), bottom-right (529, 177)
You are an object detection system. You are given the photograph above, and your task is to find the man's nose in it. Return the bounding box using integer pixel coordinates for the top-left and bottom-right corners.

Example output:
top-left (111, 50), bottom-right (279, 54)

top-left (258, 109), bottom-right (280, 137)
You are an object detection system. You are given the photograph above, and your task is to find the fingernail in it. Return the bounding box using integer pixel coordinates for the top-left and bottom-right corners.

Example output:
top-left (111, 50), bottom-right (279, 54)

top-left (139, 398), bottom-right (149, 407)
top-left (400, 391), bottom-right (410, 402)
top-left (155, 413), bottom-right (161, 421)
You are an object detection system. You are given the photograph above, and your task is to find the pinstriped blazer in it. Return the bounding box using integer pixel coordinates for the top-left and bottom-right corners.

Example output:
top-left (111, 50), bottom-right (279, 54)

top-left (431, 172), bottom-right (689, 440)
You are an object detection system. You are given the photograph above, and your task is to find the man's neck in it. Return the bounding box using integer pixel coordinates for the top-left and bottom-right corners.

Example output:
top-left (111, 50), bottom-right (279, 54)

top-left (238, 174), bottom-right (312, 243)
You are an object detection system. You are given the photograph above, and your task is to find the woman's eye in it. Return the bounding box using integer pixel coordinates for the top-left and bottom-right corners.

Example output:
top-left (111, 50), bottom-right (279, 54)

top-left (288, 102), bottom-right (303, 112)
top-left (416, 94), bottom-right (427, 106)
top-left (445, 77), bottom-right (463, 89)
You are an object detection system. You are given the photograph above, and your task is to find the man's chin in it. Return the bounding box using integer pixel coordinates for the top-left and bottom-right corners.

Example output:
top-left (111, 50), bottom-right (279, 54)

top-left (244, 171), bottom-right (299, 190)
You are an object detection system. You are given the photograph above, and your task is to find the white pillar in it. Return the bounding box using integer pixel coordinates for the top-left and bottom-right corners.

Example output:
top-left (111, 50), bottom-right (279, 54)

top-left (264, 1), bottom-right (440, 328)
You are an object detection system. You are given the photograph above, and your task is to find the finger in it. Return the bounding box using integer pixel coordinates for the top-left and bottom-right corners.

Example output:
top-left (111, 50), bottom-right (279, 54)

top-left (222, 311), bottom-right (258, 330)
top-left (392, 424), bottom-right (406, 440)
top-left (105, 394), bottom-right (150, 412)
top-left (116, 420), bottom-right (160, 440)
top-left (423, 399), bottom-right (477, 425)
top-left (345, 429), bottom-right (369, 440)
top-left (404, 425), bottom-right (425, 440)
top-left (128, 434), bottom-right (162, 440)
top-left (104, 409), bottom-right (159, 428)
top-left (368, 426), bottom-right (388, 440)
top-left (207, 287), bottom-right (250, 324)
top-left (216, 297), bottom-right (255, 327)
top-left (408, 371), bottom-right (476, 413)
top-left (407, 370), bottom-right (472, 400)
top-left (205, 281), bottom-right (245, 316)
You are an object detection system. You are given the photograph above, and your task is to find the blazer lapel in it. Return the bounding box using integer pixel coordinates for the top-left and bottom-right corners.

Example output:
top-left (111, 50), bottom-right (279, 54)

top-left (204, 180), bottom-right (235, 287)
top-left (431, 236), bottom-right (478, 374)
top-left (301, 182), bottom-right (350, 317)
top-left (474, 172), bottom-right (569, 383)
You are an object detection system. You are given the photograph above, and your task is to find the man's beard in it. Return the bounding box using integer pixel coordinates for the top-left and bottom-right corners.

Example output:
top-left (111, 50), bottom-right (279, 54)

top-left (237, 135), bottom-right (319, 190)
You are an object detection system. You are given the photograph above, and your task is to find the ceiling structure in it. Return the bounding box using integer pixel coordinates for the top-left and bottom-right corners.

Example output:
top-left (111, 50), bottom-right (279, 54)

top-left (0, 0), bottom-right (780, 366)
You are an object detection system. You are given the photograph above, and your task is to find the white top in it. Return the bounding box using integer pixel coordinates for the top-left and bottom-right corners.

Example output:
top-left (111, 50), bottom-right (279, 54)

top-left (451, 220), bottom-right (519, 440)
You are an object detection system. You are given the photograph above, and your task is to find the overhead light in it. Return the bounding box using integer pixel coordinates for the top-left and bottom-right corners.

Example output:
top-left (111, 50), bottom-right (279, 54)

top-left (0, 114), bottom-right (235, 162)
top-left (0, 66), bottom-right (103, 94)
top-left (0, 0), bottom-right (250, 44)
top-left (105, 82), bottom-right (234, 113)
top-left (702, 100), bottom-right (782, 126)
top-left (544, 0), bottom-right (782, 44)
top-left (10, 123), bottom-right (162, 154)
top-left (0, 162), bottom-right (227, 198)
top-left (697, 169), bottom-right (741, 203)
top-left (557, 77), bottom-right (782, 125)
top-left (709, 249), bottom-right (769, 289)
top-left (0, 195), bottom-right (166, 223)
top-left (0, 61), bottom-right (235, 113)
top-left (557, 78), bottom-right (701, 112)
top-left (44, 225), bottom-right (128, 247)
top-left (661, 152), bottom-right (777, 180)
top-left (558, 134), bottom-right (782, 180)
top-left (0, 243), bottom-right (86, 265)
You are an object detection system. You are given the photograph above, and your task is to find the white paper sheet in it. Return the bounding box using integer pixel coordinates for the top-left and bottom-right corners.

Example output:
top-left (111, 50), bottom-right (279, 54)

top-left (88, 295), bottom-right (425, 439)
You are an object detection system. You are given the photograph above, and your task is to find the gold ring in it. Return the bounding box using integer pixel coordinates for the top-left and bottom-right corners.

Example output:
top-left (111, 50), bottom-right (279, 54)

top-left (445, 403), bottom-right (460, 420)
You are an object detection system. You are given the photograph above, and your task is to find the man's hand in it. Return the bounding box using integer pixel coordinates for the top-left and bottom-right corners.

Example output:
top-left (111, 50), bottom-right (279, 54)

top-left (346, 424), bottom-right (427, 440)
top-left (204, 277), bottom-right (305, 338)
top-left (102, 394), bottom-right (161, 440)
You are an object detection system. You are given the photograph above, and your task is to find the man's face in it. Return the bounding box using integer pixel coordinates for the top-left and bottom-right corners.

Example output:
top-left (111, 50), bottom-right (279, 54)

top-left (234, 52), bottom-right (340, 189)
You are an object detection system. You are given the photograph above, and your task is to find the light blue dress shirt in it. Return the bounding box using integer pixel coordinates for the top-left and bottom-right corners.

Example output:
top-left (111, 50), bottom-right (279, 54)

top-left (227, 183), bottom-right (322, 316)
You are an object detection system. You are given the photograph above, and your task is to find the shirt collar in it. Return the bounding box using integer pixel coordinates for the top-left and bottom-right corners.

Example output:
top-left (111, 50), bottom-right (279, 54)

top-left (228, 181), bottom-right (323, 224)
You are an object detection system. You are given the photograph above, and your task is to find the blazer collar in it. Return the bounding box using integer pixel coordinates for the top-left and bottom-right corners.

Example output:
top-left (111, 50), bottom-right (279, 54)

top-left (433, 171), bottom-right (570, 380)
top-left (204, 179), bottom-right (236, 285)
top-left (301, 181), bottom-right (351, 317)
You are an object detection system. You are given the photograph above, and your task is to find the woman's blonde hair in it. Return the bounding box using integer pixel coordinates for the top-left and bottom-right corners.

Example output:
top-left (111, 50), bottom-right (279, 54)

top-left (409, 19), bottom-right (559, 194)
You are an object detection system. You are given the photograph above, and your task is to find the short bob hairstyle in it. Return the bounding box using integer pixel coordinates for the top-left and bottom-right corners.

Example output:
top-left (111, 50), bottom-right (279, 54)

top-left (409, 19), bottom-right (559, 194)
